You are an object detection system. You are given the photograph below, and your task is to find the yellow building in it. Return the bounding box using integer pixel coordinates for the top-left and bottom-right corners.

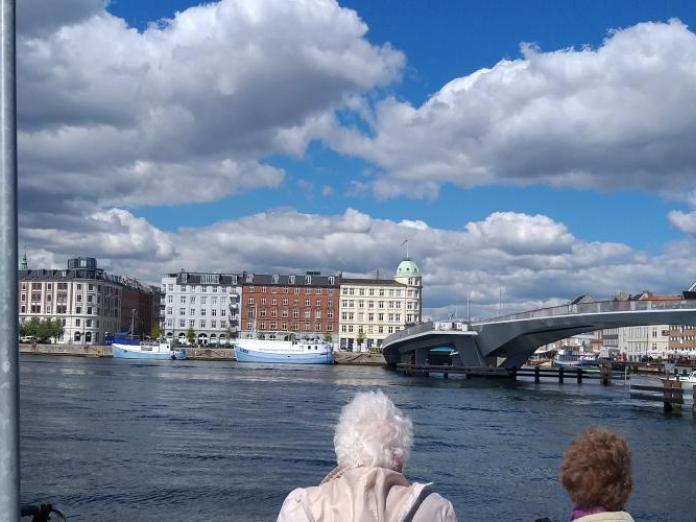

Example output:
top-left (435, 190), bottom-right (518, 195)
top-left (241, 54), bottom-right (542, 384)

top-left (338, 258), bottom-right (422, 350)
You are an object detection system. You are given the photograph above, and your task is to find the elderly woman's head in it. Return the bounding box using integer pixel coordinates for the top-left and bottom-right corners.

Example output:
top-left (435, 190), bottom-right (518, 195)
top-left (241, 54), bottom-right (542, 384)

top-left (333, 390), bottom-right (413, 471)
top-left (560, 428), bottom-right (633, 511)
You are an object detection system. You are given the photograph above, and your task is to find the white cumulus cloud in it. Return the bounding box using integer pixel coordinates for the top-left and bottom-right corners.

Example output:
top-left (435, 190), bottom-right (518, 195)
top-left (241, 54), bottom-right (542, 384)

top-left (330, 20), bottom-right (696, 200)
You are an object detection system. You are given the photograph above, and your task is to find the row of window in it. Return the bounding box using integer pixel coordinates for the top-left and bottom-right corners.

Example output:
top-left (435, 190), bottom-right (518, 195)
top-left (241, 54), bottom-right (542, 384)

top-left (341, 324), bottom-right (401, 335)
top-left (247, 297), bottom-right (332, 307)
top-left (165, 284), bottom-right (237, 294)
top-left (20, 305), bottom-right (117, 316)
top-left (256, 322), bottom-right (330, 332)
top-left (246, 309), bottom-right (333, 318)
top-left (341, 300), bottom-right (416, 310)
top-left (246, 286), bottom-right (335, 295)
top-left (166, 295), bottom-right (236, 305)
top-left (341, 312), bottom-right (407, 322)
top-left (165, 319), bottom-right (230, 329)
top-left (167, 307), bottom-right (228, 317)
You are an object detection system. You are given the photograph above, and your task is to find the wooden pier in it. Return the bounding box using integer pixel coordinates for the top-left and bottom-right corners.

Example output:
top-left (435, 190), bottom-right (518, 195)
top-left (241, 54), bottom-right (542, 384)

top-left (395, 363), bottom-right (623, 384)
top-left (630, 379), bottom-right (696, 413)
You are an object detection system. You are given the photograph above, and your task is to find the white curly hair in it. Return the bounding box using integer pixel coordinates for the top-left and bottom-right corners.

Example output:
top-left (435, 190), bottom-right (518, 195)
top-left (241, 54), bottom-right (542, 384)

top-left (333, 390), bottom-right (414, 471)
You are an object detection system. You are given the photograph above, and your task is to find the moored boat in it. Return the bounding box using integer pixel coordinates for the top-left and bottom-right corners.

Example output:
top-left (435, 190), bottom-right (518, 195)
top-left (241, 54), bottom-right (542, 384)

top-left (112, 334), bottom-right (187, 360)
top-left (234, 338), bottom-right (333, 364)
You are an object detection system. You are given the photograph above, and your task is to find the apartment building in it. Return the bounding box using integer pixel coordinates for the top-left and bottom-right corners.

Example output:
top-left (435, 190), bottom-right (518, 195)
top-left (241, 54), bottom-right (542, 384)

top-left (338, 258), bottom-right (422, 350)
top-left (19, 257), bottom-right (122, 344)
top-left (160, 271), bottom-right (242, 345)
top-left (240, 272), bottom-right (340, 338)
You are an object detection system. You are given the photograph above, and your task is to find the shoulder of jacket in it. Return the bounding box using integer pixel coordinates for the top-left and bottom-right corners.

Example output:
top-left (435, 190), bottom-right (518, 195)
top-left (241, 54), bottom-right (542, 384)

top-left (277, 488), bottom-right (314, 522)
top-left (413, 491), bottom-right (458, 522)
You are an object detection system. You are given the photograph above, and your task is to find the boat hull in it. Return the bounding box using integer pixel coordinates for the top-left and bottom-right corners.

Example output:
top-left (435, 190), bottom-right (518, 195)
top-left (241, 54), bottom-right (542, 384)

top-left (234, 346), bottom-right (333, 364)
top-left (112, 345), bottom-right (187, 360)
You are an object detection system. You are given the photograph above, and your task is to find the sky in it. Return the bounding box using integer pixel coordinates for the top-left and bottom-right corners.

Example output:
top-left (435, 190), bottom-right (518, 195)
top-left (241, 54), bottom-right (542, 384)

top-left (16, 0), bottom-right (696, 319)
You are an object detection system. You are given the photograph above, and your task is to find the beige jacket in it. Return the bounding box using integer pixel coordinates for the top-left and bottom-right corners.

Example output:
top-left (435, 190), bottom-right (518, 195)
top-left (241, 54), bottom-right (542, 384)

top-left (277, 466), bottom-right (458, 522)
top-left (574, 512), bottom-right (634, 522)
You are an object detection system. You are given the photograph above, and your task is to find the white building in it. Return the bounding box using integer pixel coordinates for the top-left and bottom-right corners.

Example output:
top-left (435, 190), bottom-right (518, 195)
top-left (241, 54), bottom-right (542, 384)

top-left (338, 258), bottom-right (422, 350)
top-left (19, 257), bottom-right (122, 344)
top-left (161, 270), bottom-right (242, 346)
top-left (618, 325), bottom-right (670, 361)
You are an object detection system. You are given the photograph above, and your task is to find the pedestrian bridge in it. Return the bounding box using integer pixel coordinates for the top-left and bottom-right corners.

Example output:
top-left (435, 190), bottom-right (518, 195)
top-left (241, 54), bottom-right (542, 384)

top-left (382, 299), bottom-right (696, 369)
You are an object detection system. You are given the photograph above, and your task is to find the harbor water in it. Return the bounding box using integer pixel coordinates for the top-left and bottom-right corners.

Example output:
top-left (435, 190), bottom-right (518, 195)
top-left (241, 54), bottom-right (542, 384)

top-left (20, 356), bottom-right (696, 521)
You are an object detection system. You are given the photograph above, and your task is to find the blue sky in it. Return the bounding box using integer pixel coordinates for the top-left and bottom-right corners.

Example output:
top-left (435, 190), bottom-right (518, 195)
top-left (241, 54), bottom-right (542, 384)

top-left (17, 0), bottom-right (696, 314)
top-left (110, 0), bottom-right (695, 251)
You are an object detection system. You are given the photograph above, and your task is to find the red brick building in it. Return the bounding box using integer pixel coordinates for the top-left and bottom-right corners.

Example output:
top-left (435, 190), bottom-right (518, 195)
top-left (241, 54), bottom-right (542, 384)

top-left (240, 272), bottom-right (340, 338)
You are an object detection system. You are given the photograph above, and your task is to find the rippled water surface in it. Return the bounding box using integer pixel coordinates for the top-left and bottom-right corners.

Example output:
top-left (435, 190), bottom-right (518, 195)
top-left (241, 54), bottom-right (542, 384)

top-left (20, 356), bottom-right (696, 521)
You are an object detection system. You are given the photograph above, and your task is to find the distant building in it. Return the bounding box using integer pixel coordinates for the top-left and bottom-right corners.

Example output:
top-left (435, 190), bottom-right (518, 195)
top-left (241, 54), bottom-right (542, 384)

top-left (240, 272), bottom-right (340, 339)
top-left (160, 271), bottom-right (242, 346)
top-left (120, 277), bottom-right (163, 338)
top-left (338, 258), bottom-right (422, 351)
top-left (19, 257), bottom-right (122, 344)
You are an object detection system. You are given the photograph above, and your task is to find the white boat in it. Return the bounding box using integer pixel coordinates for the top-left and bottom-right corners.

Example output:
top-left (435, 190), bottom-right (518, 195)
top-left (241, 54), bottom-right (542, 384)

top-left (678, 371), bottom-right (696, 384)
top-left (234, 338), bottom-right (333, 364)
top-left (112, 335), bottom-right (187, 360)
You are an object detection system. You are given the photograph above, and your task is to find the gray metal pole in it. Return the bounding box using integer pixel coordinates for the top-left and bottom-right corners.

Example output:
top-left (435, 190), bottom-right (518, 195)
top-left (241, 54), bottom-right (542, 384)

top-left (0, 0), bottom-right (19, 518)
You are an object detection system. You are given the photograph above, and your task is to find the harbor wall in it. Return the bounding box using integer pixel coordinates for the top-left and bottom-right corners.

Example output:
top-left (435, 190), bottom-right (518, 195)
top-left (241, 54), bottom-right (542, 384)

top-left (19, 344), bottom-right (385, 365)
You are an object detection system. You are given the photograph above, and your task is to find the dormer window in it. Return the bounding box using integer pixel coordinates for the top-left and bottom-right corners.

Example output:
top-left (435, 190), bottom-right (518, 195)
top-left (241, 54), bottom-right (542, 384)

top-left (305, 275), bottom-right (311, 285)
top-left (246, 273), bottom-right (254, 283)
top-left (289, 275), bottom-right (295, 285)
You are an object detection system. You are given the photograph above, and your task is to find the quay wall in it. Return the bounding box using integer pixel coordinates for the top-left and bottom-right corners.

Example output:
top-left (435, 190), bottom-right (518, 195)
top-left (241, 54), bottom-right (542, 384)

top-left (333, 352), bottom-right (386, 366)
top-left (19, 344), bottom-right (386, 365)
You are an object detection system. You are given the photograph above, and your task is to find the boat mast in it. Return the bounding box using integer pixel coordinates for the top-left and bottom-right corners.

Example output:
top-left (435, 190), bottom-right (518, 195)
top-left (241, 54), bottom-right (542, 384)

top-left (0, 0), bottom-right (19, 517)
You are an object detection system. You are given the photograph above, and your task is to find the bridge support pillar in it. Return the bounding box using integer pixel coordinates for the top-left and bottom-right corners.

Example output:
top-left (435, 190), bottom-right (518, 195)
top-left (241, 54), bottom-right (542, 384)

top-left (414, 348), bottom-right (427, 367)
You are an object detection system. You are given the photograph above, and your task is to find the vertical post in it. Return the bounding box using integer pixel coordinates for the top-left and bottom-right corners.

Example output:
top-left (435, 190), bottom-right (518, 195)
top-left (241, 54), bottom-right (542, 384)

top-left (534, 365), bottom-right (540, 383)
top-left (577, 368), bottom-right (583, 384)
top-left (0, 0), bottom-right (18, 518)
top-left (558, 366), bottom-right (564, 384)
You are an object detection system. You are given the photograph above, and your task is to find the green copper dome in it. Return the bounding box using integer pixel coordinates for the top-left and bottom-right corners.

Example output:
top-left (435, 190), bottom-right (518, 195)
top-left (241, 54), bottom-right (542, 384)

top-left (395, 258), bottom-right (420, 278)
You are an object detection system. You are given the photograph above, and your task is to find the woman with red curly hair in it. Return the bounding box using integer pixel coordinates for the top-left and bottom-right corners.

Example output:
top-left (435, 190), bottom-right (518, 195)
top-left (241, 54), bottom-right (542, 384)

top-left (560, 428), bottom-right (635, 522)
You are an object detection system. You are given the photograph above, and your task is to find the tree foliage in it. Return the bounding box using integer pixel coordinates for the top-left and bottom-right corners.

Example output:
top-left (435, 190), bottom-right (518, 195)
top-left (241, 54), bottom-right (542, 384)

top-left (150, 323), bottom-right (161, 339)
top-left (356, 329), bottom-right (366, 347)
top-left (20, 318), bottom-right (63, 343)
top-left (186, 326), bottom-right (196, 344)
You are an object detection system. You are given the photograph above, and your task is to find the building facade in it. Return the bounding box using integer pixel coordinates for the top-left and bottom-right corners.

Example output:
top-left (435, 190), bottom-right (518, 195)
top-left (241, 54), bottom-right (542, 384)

top-left (19, 257), bottom-right (122, 344)
top-left (338, 258), bottom-right (422, 350)
top-left (240, 272), bottom-right (340, 339)
top-left (617, 325), bottom-right (671, 361)
top-left (160, 271), bottom-right (242, 345)
top-left (120, 277), bottom-right (163, 338)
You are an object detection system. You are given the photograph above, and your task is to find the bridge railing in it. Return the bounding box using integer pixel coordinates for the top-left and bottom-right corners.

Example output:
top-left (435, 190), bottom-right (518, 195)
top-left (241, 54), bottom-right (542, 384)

top-left (475, 299), bottom-right (696, 324)
top-left (382, 321), bottom-right (434, 346)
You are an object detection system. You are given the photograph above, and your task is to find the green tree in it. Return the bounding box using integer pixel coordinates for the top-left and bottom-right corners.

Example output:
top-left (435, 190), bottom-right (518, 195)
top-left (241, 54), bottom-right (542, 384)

top-left (21, 318), bottom-right (41, 339)
top-left (322, 332), bottom-right (333, 343)
top-left (150, 323), bottom-right (161, 339)
top-left (356, 329), bottom-right (366, 350)
top-left (31, 318), bottom-right (63, 343)
top-left (186, 326), bottom-right (196, 345)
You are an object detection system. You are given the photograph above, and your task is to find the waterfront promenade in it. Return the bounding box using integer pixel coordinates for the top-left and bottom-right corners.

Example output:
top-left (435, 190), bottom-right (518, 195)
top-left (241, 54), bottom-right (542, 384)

top-left (19, 356), bottom-right (696, 521)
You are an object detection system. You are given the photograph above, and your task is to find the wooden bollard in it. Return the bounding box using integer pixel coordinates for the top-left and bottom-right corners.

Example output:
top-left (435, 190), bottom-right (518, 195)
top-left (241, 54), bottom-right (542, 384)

top-left (559, 367), bottom-right (564, 384)
top-left (577, 368), bottom-right (583, 384)
top-left (443, 371), bottom-right (448, 379)
top-left (534, 366), bottom-right (540, 383)
top-left (693, 385), bottom-right (696, 413)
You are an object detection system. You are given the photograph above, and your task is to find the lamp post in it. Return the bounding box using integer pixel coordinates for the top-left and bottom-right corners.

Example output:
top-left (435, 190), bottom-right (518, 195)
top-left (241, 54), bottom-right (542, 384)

top-left (0, 0), bottom-right (18, 517)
